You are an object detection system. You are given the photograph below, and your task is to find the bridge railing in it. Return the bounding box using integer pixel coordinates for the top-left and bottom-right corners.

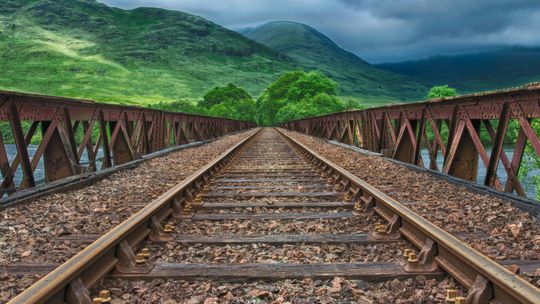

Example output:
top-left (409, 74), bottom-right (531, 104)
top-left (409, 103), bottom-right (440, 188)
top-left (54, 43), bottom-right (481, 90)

top-left (0, 91), bottom-right (254, 196)
top-left (282, 84), bottom-right (540, 199)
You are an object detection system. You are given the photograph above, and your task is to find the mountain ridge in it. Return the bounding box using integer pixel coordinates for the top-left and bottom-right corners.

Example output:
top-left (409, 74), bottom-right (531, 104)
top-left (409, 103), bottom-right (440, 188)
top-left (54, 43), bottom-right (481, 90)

top-left (239, 21), bottom-right (428, 103)
top-left (0, 0), bottom-right (295, 105)
top-left (0, 1), bottom-right (427, 106)
top-left (376, 47), bottom-right (540, 93)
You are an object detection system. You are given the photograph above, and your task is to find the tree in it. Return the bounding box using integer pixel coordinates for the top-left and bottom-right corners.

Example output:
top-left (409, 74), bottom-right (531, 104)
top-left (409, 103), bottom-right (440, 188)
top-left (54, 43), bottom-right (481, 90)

top-left (256, 70), bottom-right (341, 125)
top-left (148, 71), bottom-right (357, 126)
top-left (200, 84), bottom-right (257, 122)
top-left (427, 85), bottom-right (458, 99)
top-left (266, 71), bottom-right (304, 101)
top-left (256, 93), bottom-right (286, 126)
top-left (341, 97), bottom-right (365, 111)
top-left (199, 84), bottom-right (252, 109)
top-left (149, 99), bottom-right (204, 115)
top-left (208, 98), bottom-right (257, 122)
top-left (285, 71), bottom-right (338, 101)
top-left (275, 93), bottom-right (344, 124)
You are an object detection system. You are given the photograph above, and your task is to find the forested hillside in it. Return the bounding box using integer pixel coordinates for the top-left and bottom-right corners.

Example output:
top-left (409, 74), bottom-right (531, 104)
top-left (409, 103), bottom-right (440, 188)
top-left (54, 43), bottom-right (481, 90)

top-left (0, 0), bottom-right (294, 105)
top-left (0, 1), bottom-right (430, 106)
top-left (377, 47), bottom-right (540, 93)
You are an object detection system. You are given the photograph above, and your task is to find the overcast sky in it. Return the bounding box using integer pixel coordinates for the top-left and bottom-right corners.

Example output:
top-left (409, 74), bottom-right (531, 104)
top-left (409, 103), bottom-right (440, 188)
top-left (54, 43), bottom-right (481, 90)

top-left (99, 0), bottom-right (540, 63)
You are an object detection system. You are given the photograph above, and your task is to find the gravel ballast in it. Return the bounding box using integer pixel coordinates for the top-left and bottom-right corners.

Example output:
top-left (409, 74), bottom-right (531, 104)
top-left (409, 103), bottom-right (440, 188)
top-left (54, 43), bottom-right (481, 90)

top-left (92, 276), bottom-right (464, 303)
top-left (281, 129), bottom-right (540, 286)
top-left (0, 130), bottom-right (257, 302)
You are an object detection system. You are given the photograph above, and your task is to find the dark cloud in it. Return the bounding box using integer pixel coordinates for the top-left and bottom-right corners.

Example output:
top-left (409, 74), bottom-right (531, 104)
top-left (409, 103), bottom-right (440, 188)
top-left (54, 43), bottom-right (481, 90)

top-left (99, 0), bottom-right (540, 63)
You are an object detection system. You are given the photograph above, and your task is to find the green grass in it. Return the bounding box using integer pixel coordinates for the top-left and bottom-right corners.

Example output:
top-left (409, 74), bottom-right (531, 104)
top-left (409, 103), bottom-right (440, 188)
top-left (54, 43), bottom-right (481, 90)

top-left (0, 0), bottom-right (295, 105)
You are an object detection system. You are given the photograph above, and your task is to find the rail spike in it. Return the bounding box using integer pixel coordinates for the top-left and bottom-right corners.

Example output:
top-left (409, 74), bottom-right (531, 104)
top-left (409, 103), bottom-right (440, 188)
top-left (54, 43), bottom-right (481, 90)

top-left (355, 195), bottom-right (375, 215)
top-left (466, 275), bottom-right (494, 304)
top-left (345, 186), bottom-right (360, 202)
top-left (404, 238), bottom-right (439, 273)
top-left (149, 216), bottom-right (174, 242)
top-left (115, 240), bottom-right (153, 274)
top-left (170, 196), bottom-right (186, 219)
top-left (371, 214), bottom-right (402, 240)
top-left (65, 277), bottom-right (92, 304)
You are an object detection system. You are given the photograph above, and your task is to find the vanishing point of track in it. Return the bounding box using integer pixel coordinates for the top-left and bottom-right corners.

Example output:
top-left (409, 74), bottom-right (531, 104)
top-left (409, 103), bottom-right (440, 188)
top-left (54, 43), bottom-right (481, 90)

top-left (8, 128), bottom-right (540, 303)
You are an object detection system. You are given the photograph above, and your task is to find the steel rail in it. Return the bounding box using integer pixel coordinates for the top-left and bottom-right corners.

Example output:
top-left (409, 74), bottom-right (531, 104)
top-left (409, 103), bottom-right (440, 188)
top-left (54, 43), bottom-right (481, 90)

top-left (8, 128), bottom-right (262, 304)
top-left (276, 128), bottom-right (540, 304)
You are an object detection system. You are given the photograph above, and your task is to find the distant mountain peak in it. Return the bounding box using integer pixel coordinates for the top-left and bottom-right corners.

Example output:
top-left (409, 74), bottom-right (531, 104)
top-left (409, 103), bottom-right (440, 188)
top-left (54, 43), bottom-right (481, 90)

top-left (239, 20), bottom-right (427, 101)
top-left (240, 20), bottom-right (340, 52)
top-left (0, 0), bottom-right (294, 103)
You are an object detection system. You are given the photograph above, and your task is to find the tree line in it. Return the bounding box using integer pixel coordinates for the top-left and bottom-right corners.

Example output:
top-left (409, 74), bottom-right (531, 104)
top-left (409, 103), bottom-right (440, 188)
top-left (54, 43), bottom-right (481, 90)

top-left (151, 75), bottom-right (540, 199)
top-left (150, 70), bottom-right (363, 125)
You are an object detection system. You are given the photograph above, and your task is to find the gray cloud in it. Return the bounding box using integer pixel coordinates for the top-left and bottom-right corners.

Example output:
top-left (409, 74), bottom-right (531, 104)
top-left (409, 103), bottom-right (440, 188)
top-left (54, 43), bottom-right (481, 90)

top-left (99, 0), bottom-right (540, 63)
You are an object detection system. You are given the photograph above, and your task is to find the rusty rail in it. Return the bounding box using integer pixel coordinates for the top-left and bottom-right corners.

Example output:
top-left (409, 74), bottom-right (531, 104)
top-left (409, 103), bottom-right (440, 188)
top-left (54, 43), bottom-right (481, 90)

top-left (281, 85), bottom-right (540, 199)
top-left (8, 127), bottom-right (539, 303)
top-left (8, 128), bottom-right (262, 304)
top-left (277, 128), bottom-right (540, 303)
top-left (0, 91), bottom-right (254, 196)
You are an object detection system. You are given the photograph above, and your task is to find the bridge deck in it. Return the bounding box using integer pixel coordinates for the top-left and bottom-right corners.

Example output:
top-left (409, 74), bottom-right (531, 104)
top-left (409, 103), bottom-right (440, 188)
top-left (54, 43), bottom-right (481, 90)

top-left (1, 128), bottom-right (539, 303)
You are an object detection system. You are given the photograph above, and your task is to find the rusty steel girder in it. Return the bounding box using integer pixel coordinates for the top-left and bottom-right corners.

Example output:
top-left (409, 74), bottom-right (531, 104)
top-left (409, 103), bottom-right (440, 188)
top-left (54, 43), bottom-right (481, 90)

top-left (281, 84), bottom-right (540, 199)
top-left (0, 91), bottom-right (254, 195)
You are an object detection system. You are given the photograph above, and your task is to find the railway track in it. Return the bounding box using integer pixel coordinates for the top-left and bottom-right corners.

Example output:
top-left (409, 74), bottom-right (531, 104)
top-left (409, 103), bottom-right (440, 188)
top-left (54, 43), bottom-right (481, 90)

top-left (7, 128), bottom-right (540, 303)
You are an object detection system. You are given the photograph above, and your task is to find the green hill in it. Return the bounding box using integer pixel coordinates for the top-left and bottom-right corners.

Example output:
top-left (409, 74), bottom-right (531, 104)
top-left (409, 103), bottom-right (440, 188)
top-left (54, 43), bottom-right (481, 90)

top-left (240, 21), bottom-right (428, 104)
top-left (0, 0), bottom-right (294, 105)
top-left (376, 47), bottom-right (540, 93)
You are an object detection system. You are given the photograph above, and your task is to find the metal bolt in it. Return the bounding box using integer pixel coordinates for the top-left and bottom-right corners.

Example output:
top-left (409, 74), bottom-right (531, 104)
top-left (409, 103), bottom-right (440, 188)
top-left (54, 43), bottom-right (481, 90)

top-left (445, 289), bottom-right (457, 303)
top-left (164, 224), bottom-right (174, 233)
top-left (407, 252), bottom-right (419, 263)
top-left (99, 290), bottom-right (112, 303)
top-left (455, 297), bottom-right (466, 304)
top-left (135, 253), bottom-right (146, 265)
top-left (403, 248), bottom-right (412, 258)
top-left (140, 248), bottom-right (150, 258)
top-left (375, 224), bottom-right (386, 233)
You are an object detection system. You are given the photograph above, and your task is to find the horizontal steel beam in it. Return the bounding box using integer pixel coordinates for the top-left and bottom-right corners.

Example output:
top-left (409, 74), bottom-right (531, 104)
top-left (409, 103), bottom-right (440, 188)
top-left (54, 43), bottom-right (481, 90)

top-left (281, 85), bottom-right (540, 199)
top-left (0, 91), bottom-right (255, 197)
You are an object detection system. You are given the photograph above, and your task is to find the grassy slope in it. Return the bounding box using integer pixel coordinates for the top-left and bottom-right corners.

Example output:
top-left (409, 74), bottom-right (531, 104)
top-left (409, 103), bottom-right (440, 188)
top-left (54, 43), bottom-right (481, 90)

top-left (240, 21), bottom-right (428, 103)
top-left (376, 47), bottom-right (540, 94)
top-left (0, 0), bottom-right (295, 105)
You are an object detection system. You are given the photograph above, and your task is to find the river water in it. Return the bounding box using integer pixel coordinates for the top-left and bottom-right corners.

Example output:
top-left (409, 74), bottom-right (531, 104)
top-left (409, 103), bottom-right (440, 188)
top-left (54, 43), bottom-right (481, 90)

top-left (420, 148), bottom-right (538, 199)
top-left (5, 144), bottom-right (103, 186)
top-left (2, 144), bottom-right (538, 199)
